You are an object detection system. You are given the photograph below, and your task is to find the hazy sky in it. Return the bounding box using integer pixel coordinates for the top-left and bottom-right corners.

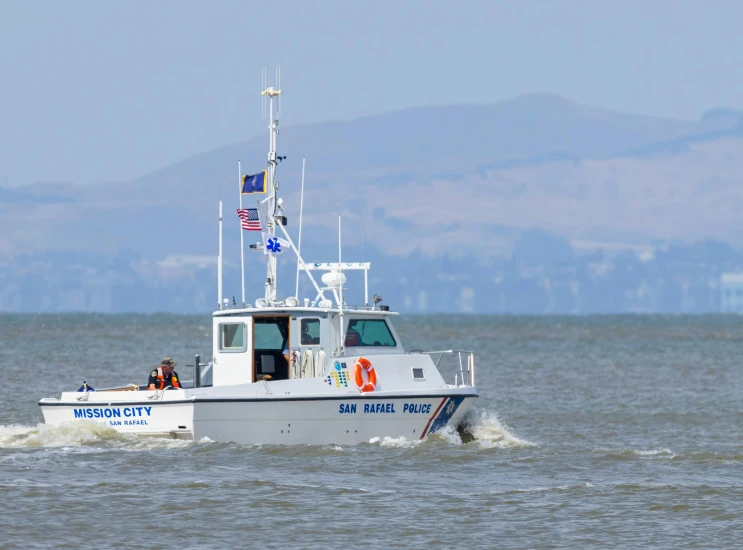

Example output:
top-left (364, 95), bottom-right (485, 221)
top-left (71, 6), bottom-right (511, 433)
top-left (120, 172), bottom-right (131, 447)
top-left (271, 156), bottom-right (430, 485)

top-left (2, 0), bottom-right (742, 187)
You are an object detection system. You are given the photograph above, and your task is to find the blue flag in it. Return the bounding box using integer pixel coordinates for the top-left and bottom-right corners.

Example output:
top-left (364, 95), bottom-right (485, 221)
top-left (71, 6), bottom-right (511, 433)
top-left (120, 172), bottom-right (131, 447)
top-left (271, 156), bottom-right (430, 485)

top-left (242, 171), bottom-right (267, 194)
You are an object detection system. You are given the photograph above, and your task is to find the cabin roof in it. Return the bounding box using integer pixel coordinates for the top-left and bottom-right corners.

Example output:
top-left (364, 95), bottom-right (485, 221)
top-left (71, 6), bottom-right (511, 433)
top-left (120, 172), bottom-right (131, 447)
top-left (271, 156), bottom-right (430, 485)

top-left (212, 306), bottom-right (398, 317)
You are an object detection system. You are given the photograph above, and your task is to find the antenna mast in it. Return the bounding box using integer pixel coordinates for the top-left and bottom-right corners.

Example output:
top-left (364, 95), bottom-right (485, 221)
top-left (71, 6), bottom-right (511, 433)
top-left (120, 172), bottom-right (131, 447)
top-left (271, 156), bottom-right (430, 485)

top-left (295, 157), bottom-right (306, 299)
top-left (217, 200), bottom-right (223, 310)
top-left (261, 66), bottom-right (282, 304)
top-left (238, 160), bottom-right (245, 307)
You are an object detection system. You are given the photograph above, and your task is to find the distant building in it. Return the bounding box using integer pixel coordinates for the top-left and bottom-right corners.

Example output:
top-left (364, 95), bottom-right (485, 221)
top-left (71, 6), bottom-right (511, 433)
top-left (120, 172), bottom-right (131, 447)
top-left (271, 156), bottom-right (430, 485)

top-left (720, 273), bottom-right (743, 313)
top-left (459, 287), bottom-right (475, 313)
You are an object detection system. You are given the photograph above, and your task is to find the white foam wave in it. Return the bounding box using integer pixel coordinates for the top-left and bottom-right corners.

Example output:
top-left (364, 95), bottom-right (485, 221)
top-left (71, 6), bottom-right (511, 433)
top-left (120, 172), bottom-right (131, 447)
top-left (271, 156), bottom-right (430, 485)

top-left (366, 410), bottom-right (533, 449)
top-left (369, 428), bottom-right (463, 447)
top-left (430, 425), bottom-right (464, 445)
top-left (463, 410), bottom-right (535, 449)
top-left (488, 481), bottom-right (594, 495)
top-left (369, 435), bottom-right (419, 448)
top-left (593, 447), bottom-right (676, 459)
top-left (634, 448), bottom-right (675, 458)
top-left (0, 421), bottom-right (120, 448)
top-left (0, 422), bottom-right (202, 450)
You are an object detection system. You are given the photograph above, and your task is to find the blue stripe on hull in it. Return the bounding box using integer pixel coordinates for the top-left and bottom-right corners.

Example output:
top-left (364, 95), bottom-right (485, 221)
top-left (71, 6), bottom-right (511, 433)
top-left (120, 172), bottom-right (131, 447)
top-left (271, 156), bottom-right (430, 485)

top-left (426, 396), bottom-right (466, 436)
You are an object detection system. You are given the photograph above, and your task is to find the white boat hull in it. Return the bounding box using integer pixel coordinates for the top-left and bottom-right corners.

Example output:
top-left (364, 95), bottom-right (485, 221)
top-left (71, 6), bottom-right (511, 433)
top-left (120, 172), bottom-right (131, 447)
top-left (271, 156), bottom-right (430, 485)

top-left (192, 393), bottom-right (476, 445)
top-left (40, 396), bottom-right (195, 439)
top-left (40, 391), bottom-right (476, 445)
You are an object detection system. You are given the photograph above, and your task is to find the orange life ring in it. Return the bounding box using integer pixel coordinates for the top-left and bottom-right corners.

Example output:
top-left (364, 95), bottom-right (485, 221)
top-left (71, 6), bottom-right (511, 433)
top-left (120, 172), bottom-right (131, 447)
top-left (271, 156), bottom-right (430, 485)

top-left (354, 357), bottom-right (377, 393)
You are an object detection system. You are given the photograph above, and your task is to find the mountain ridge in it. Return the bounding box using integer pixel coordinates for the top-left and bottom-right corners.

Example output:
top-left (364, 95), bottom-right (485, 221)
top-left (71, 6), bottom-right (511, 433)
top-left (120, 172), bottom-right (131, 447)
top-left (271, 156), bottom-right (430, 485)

top-left (2, 92), bottom-right (742, 262)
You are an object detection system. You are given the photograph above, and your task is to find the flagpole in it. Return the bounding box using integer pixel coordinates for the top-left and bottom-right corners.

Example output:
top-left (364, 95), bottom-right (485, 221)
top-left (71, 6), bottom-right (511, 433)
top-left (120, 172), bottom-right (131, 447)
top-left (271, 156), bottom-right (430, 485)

top-left (218, 199), bottom-right (223, 310)
top-left (238, 160), bottom-right (245, 307)
top-left (338, 215), bottom-right (344, 353)
top-left (295, 157), bottom-right (306, 299)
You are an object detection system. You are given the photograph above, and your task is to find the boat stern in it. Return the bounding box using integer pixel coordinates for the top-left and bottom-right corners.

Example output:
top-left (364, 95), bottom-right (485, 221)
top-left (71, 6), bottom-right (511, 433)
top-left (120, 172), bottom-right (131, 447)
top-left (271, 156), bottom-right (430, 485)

top-left (39, 391), bottom-right (196, 439)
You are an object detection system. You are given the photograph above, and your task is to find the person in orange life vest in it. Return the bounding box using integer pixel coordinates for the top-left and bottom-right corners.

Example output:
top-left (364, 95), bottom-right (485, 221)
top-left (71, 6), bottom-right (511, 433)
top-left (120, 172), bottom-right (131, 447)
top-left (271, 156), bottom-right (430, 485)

top-left (147, 357), bottom-right (181, 390)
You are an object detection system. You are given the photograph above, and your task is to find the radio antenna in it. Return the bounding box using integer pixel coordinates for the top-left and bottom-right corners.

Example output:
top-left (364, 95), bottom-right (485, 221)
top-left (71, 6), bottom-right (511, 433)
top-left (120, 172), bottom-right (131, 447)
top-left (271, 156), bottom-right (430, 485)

top-left (277, 66), bottom-right (281, 120)
top-left (260, 67), bottom-right (282, 304)
top-left (261, 66), bottom-right (267, 120)
top-left (295, 157), bottom-right (306, 299)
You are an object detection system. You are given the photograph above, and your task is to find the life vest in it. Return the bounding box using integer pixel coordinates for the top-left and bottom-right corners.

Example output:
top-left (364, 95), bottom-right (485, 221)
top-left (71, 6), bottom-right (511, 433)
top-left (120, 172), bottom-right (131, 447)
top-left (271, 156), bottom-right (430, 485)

top-left (156, 367), bottom-right (181, 390)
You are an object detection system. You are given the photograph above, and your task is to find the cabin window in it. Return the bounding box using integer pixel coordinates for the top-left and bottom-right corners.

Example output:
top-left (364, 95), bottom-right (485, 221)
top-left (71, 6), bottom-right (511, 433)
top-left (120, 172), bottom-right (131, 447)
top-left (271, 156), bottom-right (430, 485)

top-left (345, 319), bottom-right (396, 347)
top-left (300, 318), bottom-right (321, 345)
top-left (254, 319), bottom-right (286, 350)
top-left (219, 323), bottom-right (246, 352)
top-left (412, 367), bottom-right (425, 380)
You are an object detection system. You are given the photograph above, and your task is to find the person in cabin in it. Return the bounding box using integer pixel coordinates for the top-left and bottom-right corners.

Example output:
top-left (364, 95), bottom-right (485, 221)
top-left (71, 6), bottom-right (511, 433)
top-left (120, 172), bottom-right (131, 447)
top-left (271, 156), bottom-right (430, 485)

top-left (345, 328), bottom-right (361, 347)
top-left (147, 357), bottom-right (182, 390)
top-left (301, 323), bottom-right (312, 345)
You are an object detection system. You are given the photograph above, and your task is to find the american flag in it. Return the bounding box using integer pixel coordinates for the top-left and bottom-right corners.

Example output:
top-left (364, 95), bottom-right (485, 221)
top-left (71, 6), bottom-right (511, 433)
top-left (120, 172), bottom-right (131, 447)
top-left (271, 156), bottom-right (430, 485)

top-left (237, 208), bottom-right (261, 231)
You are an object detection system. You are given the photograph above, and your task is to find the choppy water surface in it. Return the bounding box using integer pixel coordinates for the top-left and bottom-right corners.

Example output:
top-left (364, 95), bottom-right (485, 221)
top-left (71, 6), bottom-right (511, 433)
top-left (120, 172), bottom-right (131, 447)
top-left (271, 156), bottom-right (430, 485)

top-left (0, 314), bottom-right (741, 548)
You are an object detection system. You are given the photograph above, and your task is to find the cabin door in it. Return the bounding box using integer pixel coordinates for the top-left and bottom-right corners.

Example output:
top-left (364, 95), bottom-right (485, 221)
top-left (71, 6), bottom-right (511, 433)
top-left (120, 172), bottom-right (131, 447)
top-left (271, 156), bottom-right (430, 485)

top-left (252, 316), bottom-right (290, 381)
top-left (212, 318), bottom-right (252, 386)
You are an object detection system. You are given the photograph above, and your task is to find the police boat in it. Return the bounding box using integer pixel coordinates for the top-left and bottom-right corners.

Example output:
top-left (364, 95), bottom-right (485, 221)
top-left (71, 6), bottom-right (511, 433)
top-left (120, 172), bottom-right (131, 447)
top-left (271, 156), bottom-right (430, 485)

top-left (38, 76), bottom-right (478, 445)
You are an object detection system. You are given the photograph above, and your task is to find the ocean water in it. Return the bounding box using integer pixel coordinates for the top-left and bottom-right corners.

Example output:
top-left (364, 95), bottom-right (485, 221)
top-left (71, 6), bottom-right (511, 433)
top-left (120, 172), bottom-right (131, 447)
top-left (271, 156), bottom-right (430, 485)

top-left (0, 314), bottom-right (741, 549)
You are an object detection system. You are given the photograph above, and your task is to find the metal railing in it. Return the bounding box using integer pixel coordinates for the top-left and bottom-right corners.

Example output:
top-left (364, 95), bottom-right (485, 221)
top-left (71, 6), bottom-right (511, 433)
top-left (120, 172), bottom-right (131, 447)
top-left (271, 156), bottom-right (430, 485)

top-left (414, 349), bottom-right (475, 387)
top-left (186, 354), bottom-right (212, 388)
top-left (89, 354), bottom-right (209, 393)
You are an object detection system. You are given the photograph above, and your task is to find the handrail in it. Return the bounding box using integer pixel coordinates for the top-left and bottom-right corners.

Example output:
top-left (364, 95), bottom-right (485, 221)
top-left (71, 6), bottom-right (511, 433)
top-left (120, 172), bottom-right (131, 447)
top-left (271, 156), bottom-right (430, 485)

top-left (186, 354), bottom-right (204, 388)
top-left (417, 349), bottom-right (476, 387)
top-left (415, 349), bottom-right (474, 356)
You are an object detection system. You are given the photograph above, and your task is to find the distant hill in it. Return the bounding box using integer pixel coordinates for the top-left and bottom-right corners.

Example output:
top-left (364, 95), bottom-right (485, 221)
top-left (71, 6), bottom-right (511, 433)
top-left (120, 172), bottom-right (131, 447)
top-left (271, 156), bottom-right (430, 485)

top-left (5, 93), bottom-right (743, 313)
top-left (2, 93), bottom-right (742, 263)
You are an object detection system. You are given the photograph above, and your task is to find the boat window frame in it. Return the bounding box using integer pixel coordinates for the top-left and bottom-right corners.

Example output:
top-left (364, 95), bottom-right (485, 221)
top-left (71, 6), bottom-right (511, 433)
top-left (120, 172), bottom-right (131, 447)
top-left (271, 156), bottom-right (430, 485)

top-left (253, 318), bottom-right (288, 351)
top-left (218, 322), bottom-right (248, 353)
top-left (300, 317), bottom-right (322, 346)
top-left (345, 317), bottom-right (397, 348)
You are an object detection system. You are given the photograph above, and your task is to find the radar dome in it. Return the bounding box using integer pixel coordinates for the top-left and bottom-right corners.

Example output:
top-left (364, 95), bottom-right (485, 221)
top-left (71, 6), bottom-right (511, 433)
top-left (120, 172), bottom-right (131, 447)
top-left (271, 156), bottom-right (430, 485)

top-left (321, 271), bottom-right (347, 288)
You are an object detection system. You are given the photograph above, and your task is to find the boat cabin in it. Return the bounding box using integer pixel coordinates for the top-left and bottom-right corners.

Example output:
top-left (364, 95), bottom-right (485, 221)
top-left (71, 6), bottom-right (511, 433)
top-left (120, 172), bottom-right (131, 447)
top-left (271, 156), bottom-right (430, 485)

top-left (210, 307), bottom-right (402, 386)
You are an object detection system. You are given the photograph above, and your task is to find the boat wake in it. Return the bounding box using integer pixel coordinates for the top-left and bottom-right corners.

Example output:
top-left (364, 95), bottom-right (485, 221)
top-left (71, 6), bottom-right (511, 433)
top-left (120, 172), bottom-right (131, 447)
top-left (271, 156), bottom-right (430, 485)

top-left (0, 421), bottom-right (117, 448)
top-left (369, 409), bottom-right (534, 449)
top-left (0, 421), bottom-right (198, 450)
top-left (1, 411), bottom-right (531, 451)
top-left (455, 409), bottom-right (535, 448)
